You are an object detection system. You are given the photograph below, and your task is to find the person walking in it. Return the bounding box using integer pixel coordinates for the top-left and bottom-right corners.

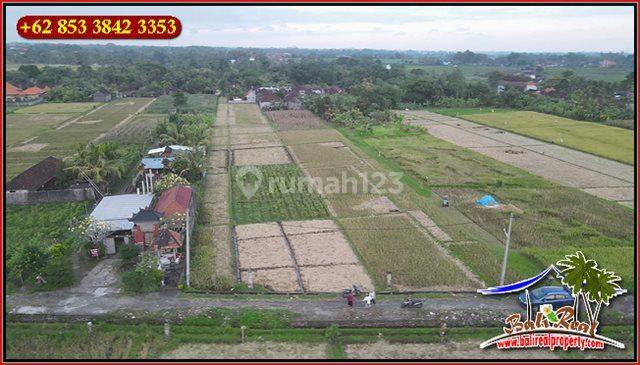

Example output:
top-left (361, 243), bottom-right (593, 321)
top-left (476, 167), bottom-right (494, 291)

top-left (347, 291), bottom-right (354, 307)
top-left (363, 293), bottom-right (373, 308)
top-left (370, 290), bottom-right (376, 305)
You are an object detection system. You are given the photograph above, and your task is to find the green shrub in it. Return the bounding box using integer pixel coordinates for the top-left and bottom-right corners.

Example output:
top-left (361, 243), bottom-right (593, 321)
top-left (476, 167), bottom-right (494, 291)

top-left (7, 243), bottom-right (48, 285)
top-left (122, 252), bottom-right (163, 293)
top-left (119, 244), bottom-right (140, 265)
top-left (325, 324), bottom-right (341, 344)
top-left (40, 256), bottom-right (75, 290)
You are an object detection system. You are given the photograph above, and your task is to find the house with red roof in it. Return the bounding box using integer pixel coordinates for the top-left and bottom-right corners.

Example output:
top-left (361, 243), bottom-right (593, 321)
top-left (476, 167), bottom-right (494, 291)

top-left (129, 185), bottom-right (195, 256)
top-left (5, 82), bottom-right (48, 106)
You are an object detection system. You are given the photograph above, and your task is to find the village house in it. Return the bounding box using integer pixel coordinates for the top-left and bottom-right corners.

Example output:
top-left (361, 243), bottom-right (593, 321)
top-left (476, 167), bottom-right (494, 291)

top-left (90, 193), bottom-right (154, 254)
top-left (7, 156), bottom-right (62, 192)
top-left (6, 82), bottom-right (48, 106)
top-left (130, 185), bottom-right (195, 264)
top-left (92, 90), bottom-right (112, 102)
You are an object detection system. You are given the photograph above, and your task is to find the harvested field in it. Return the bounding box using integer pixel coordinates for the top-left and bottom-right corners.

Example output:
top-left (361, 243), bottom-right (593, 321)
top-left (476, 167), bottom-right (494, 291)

top-left (229, 126), bottom-right (274, 135)
top-left (339, 214), bottom-right (479, 290)
top-left (288, 231), bottom-right (359, 266)
top-left (163, 342), bottom-right (326, 359)
top-left (462, 110), bottom-right (634, 164)
top-left (9, 143), bottom-right (47, 152)
top-left (229, 133), bottom-right (282, 149)
top-left (235, 222), bottom-right (282, 240)
top-left (327, 194), bottom-right (396, 217)
top-left (233, 146), bottom-right (291, 166)
top-left (353, 196), bottom-right (400, 214)
top-left (6, 113), bottom-right (75, 147)
top-left (266, 110), bottom-right (328, 130)
top-left (345, 340), bottom-right (560, 360)
top-left (231, 164), bottom-right (329, 225)
top-left (236, 236), bottom-right (293, 269)
top-left (300, 264), bottom-right (373, 292)
top-left (281, 219), bottom-right (339, 236)
top-left (13, 102), bottom-right (101, 114)
top-left (277, 129), bottom-right (345, 146)
top-left (240, 267), bottom-right (300, 292)
top-left (231, 104), bottom-right (267, 125)
top-left (289, 142), bottom-right (363, 168)
top-left (407, 210), bottom-right (452, 242)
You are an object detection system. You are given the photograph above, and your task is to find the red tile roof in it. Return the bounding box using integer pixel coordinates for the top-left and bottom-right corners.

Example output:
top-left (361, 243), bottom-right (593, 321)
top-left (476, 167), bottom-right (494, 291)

top-left (154, 185), bottom-right (193, 218)
top-left (6, 82), bottom-right (22, 96)
top-left (20, 86), bottom-right (47, 95)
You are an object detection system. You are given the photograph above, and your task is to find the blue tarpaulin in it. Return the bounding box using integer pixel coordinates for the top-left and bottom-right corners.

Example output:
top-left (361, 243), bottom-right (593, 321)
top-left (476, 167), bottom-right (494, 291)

top-left (476, 194), bottom-right (499, 207)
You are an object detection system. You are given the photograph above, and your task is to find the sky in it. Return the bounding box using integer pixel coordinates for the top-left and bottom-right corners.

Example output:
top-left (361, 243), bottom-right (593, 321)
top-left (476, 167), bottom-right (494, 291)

top-left (5, 5), bottom-right (635, 52)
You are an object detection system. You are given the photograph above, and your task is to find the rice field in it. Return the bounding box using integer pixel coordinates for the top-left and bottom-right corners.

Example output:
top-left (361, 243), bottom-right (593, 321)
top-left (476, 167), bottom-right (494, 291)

top-left (232, 104), bottom-right (268, 125)
top-left (230, 164), bottom-right (329, 225)
top-left (12, 102), bottom-right (102, 114)
top-left (459, 111), bottom-right (634, 164)
top-left (338, 214), bottom-right (479, 290)
top-left (5, 97), bottom-right (153, 179)
top-left (266, 110), bottom-right (328, 130)
top-left (102, 114), bottom-right (165, 143)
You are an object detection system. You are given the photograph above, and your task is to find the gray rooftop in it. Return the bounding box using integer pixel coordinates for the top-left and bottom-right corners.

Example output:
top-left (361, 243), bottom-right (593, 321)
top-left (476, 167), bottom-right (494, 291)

top-left (90, 194), bottom-right (154, 231)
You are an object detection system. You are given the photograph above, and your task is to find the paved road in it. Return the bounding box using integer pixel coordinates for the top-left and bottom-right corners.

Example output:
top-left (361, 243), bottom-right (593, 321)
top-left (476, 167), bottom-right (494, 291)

top-left (7, 290), bottom-right (633, 328)
top-left (400, 111), bottom-right (634, 207)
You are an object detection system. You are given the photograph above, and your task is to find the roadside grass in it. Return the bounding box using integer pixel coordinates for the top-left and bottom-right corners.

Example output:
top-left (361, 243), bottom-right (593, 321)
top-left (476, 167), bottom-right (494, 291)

top-left (230, 164), bottom-right (329, 225)
top-left (7, 321), bottom-right (632, 359)
top-left (339, 124), bottom-right (633, 288)
top-left (460, 111), bottom-right (634, 164)
top-left (12, 102), bottom-right (102, 114)
top-left (146, 94), bottom-right (217, 114)
top-left (6, 98), bottom-right (153, 179)
top-left (338, 214), bottom-right (478, 290)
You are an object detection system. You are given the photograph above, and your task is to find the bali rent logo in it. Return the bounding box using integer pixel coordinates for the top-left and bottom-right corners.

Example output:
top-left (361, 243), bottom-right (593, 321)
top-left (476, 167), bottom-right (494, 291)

top-left (479, 251), bottom-right (626, 351)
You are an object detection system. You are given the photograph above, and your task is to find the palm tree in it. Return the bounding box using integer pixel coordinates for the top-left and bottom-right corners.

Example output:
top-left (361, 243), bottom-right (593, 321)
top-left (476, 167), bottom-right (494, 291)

top-left (584, 269), bottom-right (622, 321)
top-left (557, 251), bottom-right (599, 323)
top-left (66, 142), bottom-right (125, 193)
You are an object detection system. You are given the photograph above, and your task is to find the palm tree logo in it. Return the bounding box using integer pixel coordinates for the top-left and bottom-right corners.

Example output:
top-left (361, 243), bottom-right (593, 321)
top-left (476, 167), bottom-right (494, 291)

top-left (557, 251), bottom-right (622, 331)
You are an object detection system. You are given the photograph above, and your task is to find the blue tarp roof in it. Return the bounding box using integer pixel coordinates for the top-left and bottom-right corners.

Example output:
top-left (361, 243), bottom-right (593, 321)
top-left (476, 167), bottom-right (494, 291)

top-left (476, 194), bottom-right (499, 207)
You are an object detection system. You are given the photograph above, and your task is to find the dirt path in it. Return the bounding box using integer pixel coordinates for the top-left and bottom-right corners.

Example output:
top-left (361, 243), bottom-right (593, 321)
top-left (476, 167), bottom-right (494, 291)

top-left (401, 111), bottom-right (634, 207)
top-left (7, 290), bottom-right (633, 328)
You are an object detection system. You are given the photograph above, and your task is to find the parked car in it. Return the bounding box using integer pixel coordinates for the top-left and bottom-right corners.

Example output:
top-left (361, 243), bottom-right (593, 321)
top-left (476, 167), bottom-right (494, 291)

top-left (518, 286), bottom-right (574, 310)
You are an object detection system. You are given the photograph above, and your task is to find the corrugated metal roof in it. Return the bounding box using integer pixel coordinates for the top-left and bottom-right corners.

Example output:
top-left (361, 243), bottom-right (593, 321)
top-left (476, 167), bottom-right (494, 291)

top-left (147, 145), bottom-right (193, 155)
top-left (90, 194), bottom-right (154, 231)
top-left (141, 157), bottom-right (173, 170)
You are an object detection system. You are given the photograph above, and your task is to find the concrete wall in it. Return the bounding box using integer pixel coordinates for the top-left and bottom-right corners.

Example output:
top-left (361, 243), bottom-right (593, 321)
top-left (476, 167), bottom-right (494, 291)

top-left (6, 188), bottom-right (95, 205)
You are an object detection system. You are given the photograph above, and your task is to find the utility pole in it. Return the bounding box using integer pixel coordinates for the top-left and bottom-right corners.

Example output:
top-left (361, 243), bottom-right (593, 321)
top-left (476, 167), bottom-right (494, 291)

top-left (499, 212), bottom-right (514, 286)
top-left (185, 209), bottom-right (190, 287)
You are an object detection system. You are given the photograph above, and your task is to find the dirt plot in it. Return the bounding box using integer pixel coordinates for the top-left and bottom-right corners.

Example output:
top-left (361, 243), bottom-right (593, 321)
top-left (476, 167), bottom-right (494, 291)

top-left (207, 149), bottom-right (228, 173)
top-left (229, 133), bottom-right (282, 148)
top-left (289, 231), bottom-right (359, 266)
top-left (327, 194), bottom-right (395, 217)
top-left (424, 124), bottom-right (508, 147)
top-left (353, 196), bottom-right (400, 214)
top-left (281, 219), bottom-right (339, 235)
top-left (235, 222), bottom-right (282, 240)
top-left (345, 340), bottom-right (560, 360)
top-left (277, 129), bottom-right (345, 146)
top-left (266, 110), bottom-right (328, 130)
top-left (233, 146), bottom-right (292, 166)
top-left (240, 267), bottom-right (300, 292)
top-left (237, 236), bottom-right (293, 269)
top-left (300, 264), bottom-right (373, 292)
top-left (163, 342), bottom-right (326, 359)
top-left (229, 126), bottom-right (275, 135)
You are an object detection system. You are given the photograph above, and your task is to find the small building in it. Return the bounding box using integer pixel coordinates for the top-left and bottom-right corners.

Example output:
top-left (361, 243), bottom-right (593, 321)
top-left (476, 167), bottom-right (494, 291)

top-left (92, 91), bottom-right (112, 102)
top-left (147, 145), bottom-right (193, 158)
top-left (90, 194), bottom-right (154, 254)
top-left (7, 156), bottom-right (61, 192)
top-left (6, 83), bottom-right (47, 106)
top-left (525, 82), bottom-right (538, 92)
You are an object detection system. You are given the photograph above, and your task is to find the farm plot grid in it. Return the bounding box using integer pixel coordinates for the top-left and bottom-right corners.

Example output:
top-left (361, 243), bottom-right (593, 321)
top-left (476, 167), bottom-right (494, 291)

top-left (230, 164), bottom-right (329, 225)
top-left (5, 98), bottom-right (153, 179)
top-left (235, 220), bottom-right (373, 292)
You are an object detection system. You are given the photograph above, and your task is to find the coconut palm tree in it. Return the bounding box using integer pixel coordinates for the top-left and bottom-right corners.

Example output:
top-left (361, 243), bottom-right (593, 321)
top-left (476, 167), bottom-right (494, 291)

top-left (584, 268), bottom-right (622, 321)
top-left (557, 251), bottom-right (599, 323)
top-left (66, 142), bottom-right (125, 193)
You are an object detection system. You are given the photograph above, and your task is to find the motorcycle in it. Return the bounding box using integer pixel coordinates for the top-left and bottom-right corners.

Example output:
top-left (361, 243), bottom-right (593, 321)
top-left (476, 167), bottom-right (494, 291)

top-left (341, 285), bottom-right (363, 298)
top-left (401, 298), bottom-right (423, 308)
